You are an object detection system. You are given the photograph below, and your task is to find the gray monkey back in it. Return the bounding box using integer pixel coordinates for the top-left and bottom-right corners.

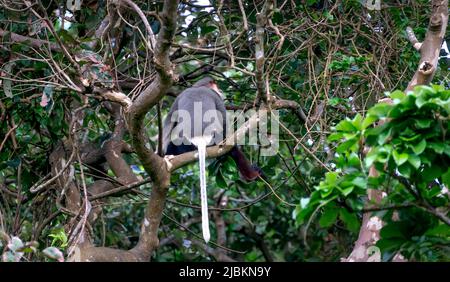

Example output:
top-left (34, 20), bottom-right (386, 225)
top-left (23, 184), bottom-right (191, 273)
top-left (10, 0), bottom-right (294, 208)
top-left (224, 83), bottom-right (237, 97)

top-left (177, 86), bottom-right (226, 136)
top-left (162, 86), bottom-right (227, 153)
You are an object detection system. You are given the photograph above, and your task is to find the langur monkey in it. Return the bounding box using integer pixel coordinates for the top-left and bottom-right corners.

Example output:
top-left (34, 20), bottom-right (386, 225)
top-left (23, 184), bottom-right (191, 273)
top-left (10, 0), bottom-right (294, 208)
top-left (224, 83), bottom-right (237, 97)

top-left (162, 76), bottom-right (261, 243)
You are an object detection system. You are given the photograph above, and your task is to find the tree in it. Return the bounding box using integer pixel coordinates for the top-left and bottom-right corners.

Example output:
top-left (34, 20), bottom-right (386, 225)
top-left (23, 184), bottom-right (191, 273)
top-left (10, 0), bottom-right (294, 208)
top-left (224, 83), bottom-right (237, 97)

top-left (0, 0), bottom-right (448, 262)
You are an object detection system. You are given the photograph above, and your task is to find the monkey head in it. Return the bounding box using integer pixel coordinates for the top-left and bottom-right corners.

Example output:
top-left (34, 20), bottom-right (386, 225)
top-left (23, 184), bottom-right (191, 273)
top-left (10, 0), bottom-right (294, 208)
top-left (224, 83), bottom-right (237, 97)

top-left (192, 76), bottom-right (223, 99)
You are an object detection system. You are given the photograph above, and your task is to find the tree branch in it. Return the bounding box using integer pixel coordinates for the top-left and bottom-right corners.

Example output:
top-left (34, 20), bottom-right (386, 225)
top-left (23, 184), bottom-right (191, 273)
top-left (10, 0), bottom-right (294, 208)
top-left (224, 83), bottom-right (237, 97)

top-left (345, 0), bottom-right (448, 262)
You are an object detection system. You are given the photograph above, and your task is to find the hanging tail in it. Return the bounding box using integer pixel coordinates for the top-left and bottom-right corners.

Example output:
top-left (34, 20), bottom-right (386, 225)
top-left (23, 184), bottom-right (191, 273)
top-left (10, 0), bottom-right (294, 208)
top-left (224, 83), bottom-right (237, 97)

top-left (190, 136), bottom-right (211, 243)
top-left (230, 146), bottom-right (262, 182)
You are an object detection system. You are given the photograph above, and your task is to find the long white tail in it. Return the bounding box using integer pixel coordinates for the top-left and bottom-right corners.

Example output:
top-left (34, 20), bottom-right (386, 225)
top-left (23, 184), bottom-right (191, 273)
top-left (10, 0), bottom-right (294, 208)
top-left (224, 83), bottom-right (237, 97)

top-left (190, 137), bottom-right (211, 243)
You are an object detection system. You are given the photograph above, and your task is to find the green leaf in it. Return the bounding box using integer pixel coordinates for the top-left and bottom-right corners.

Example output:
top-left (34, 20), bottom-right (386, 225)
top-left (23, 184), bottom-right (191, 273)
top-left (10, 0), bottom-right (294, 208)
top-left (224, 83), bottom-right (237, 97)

top-left (407, 154), bottom-right (421, 170)
top-left (398, 133), bottom-right (421, 142)
top-left (377, 127), bottom-right (392, 145)
top-left (425, 224), bottom-right (450, 237)
top-left (336, 137), bottom-right (358, 153)
top-left (422, 165), bottom-right (442, 182)
top-left (389, 90), bottom-right (406, 101)
top-left (328, 132), bottom-right (343, 142)
top-left (318, 185), bottom-right (334, 198)
top-left (365, 148), bottom-right (379, 167)
top-left (411, 139), bottom-right (427, 155)
top-left (319, 206), bottom-right (339, 228)
top-left (339, 209), bottom-right (360, 233)
top-left (428, 142), bottom-right (444, 154)
top-left (201, 25), bottom-right (217, 35)
top-left (392, 150), bottom-right (409, 166)
top-left (324, 172), bottom-right (339, 184)
top-left (442, 168), bottom-right (450, 187)
top-left (351, 177), bottom-right (367, 189)
top-left (215, 170), bottom-right (228, 188)
top-left (387, 106), bottom-right (404, 118)
top-left (376, 238), bottom-right (405, 253)
top-left (347, 152), bottom-right (361, 167)
top-left (335, 120), bottom-right (357, 132)
top-left (339, 185), bottom-right (354, 197)
top-left (222, 156), bottom-right (238, 174)
top-left (362, 115), bottom-right (378, 129)
top-left (415, 95), bottom-right (427, 108)
top-left (294, 205), bottom-right (314, 225)
top-left (445, 144), bottom-right (450, 157)
top-left (346, 197), bottom-right (364, 211)
top-left (58, 29), bottom-right (77, 45)
top-left (398, 163), bottom-right (412, 177)
top-left (380, 223), bottom-right (406, 239)
top-left (351, 114), bottom-right (363, 130)
top-left (415, 119), bottom-right (432, 129)
top-left (368, 103), bottom-right (390, 118)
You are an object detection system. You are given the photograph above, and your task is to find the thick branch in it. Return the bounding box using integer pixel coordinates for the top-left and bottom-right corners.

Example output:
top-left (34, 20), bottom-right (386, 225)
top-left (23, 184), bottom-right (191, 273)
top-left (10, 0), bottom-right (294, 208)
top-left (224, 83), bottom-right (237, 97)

top-left (126, 0), bottom-right (179, 260)
top-left (0, 28), bottom-right (60, 51)
top-left (254, 0), bottom-right (274, 103)
top-left (76, 0), bottom-right (180, 262)
top-left (406, 0), bottom-right (448, 91)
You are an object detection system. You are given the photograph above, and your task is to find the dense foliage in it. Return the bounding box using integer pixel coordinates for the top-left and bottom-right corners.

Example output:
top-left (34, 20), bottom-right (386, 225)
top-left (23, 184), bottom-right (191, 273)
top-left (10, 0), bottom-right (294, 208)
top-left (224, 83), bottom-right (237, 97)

top-left (0, 0), bottom-right (448, 261)
top-left (296, 85), bottom-right (450, 261)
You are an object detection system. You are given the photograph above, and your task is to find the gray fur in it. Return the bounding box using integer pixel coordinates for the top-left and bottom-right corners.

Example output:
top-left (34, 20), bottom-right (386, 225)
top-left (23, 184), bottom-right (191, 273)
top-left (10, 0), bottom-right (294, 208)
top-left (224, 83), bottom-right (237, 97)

top-left (162, 85), bottom-right (227, 154)
top-left (192, 76), bottom-right (215, 87)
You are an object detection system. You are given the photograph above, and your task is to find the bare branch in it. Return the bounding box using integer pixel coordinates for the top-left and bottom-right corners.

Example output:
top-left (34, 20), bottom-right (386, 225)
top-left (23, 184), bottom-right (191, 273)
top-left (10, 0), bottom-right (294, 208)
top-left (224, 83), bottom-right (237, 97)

top-left (121, 0), bottom-right (157, 51)
top-left (0, 28), bottom-right (60, 51)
